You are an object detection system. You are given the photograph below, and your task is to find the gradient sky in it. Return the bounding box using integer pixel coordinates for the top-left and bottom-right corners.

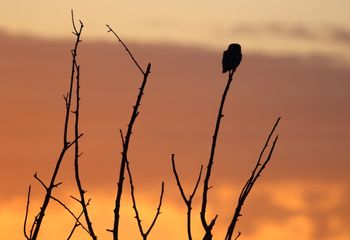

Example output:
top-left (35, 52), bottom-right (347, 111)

top-left (1, 1), bottom-right (349, 240)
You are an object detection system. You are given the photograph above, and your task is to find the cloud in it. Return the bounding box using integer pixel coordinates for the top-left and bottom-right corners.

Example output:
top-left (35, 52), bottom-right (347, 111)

top-left (330, 27), bottom-right (350, 44)
top-left (230, 22), bottom-right (350, 45)
top-left (230, 23), bottom-right (318, 40)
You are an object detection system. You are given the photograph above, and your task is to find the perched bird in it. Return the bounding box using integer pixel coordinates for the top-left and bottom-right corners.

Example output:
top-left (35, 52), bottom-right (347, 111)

top-left (222, 43), bottom-right (242, 73)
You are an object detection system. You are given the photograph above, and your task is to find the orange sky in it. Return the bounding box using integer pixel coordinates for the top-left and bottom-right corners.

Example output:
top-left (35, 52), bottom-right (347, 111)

top-left (1, 2), bottom-right (350, 240)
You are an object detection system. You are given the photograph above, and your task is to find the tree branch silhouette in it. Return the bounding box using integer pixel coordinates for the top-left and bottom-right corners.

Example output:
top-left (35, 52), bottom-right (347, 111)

top-left (72, 28), bottom-right (97, 239)
top-left (125, 151), bottom-right (165, 240)
top-left (107, 24), bottom-right (152, 240)
top-left (200, 69), bottom-right (236, 240)
top-left (24, 10), bottom-right (84, 240)
top-left (106, 24), bottom-right (145, 75)
top-left (50, 195), bottom-right (91, 235)
top-left (224, 117), bottom-right (280, 240)
top-left (66, 210), bottom-right (85, 240)
top-left (172, 154), bottom-right (203, 240)
top-left (23, 186), bottom-right (31, 240)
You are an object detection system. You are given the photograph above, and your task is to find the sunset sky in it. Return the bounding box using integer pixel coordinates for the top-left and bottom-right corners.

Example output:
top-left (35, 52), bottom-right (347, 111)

top-left (1, 1), bottom-right (349, 240)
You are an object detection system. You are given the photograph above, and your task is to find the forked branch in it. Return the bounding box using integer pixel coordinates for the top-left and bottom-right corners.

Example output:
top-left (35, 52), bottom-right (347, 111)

top-left (125, 153), bottom-right (165, 240)
top-left (172, 154), bottom-right (203, 240)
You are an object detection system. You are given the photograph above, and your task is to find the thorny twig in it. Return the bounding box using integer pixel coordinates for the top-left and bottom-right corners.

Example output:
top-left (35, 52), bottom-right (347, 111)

top-left (224, 117), bottom-right (280, 240)
top-left (200, 69), bottom-right (235, 240)
top-left (107, 24), bottom-right (152, 240)
top-left (72, 19), bottom-right (97, 239)
top-left (25, 10), bottom-right (84, 240)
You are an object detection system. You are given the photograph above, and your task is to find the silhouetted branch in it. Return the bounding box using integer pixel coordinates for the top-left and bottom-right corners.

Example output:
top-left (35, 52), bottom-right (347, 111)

top-left (23, 186), bottom-right (31, 240)
top-left (72, 39), bottom-right (97, 240)
top-left (224, 117), bottom-right (281, 240)
top-left (172, 154), bottom-right (203, 240)
top-left (66, 210), bottom-right (84, 240)
top-left (145, 182), bottom-right (164, 237)
top-left (107, 24), bottom-right (152, 240)
top-left (50, 195), bottom-right (91, 234)
top-left (201, 70), bottom-right (235, 240)
top-left (106, 24), bottom-right (145, 75)
top-left (126, 157), bottom-right (164, 240)
top-left (33, 173), bottom-right (47, 190)
top-left (234, 232), bottom-right (241, 240)
top-left (26, 10), bottom-right (84, 240)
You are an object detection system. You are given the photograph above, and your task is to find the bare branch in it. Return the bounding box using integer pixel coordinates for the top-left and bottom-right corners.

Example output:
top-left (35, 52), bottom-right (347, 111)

top-left (201, 71), bottom-right (235, 239)
top-left (28, 10), bottom-right (84, 240)
top-left (119, 129), bottom-right (125, 147)
top-left (33, 173), bottom-right (48, 190)
top-left (125, 154), bottom-right (164, 240)
top-left (172, 154), bottom-right (203, 240)
top-left (106, 24), bottom-right (145, 75)
top-left (145, 182), bottom-right (164, 237)
top-left (224, 117), bottom-right (280, 240)
top-left (73, 41), bottom-right (97, 240)
top-left (171, 154), bottom-right (187, 202)
top-left (108, 26), bottom-right (152, 240)
top-left (23, 186), bottom-right (31, 240)
top-left (190, 164), bottom-right (203, 201)
top-left (50, 195), bottom-right (91, 235)
top-left (234, 232), bottom-right (241, 240)
top-left (66, 210), bottom-right (84, 240)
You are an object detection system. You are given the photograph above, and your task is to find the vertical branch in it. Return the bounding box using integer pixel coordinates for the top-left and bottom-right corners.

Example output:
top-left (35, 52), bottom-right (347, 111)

top-left (23, 185), bottom-right (31, 240)
top-left (107, 24), bottom-right (152, 240)
top-left (224, 117), bottom-right (280, 240)
top-left (200, 70), bottom-right (235, 239)
top-left (28, 10), bottom-right (84, 240)
top-left (73, 40), bottom-right (97, 239)
top-left (171, 154), bottom-right (203, 240)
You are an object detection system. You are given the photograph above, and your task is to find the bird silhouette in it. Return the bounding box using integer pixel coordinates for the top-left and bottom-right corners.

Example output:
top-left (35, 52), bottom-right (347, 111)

top-left (222, 43), bottom-right (242, 73)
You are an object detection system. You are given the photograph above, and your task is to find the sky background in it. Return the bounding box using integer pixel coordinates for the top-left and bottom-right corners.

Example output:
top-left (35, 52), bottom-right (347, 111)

top-left (0, 1), bottom-right (349, 240)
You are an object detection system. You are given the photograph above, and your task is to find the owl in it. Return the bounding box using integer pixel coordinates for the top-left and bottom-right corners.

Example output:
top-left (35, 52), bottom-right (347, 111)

top-left (222, 43), bottom-right (242, 73)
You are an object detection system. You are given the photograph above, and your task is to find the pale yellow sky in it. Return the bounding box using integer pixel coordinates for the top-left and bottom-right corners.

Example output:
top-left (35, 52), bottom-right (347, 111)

top-left (1, 0), bottom-right (350, 59)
